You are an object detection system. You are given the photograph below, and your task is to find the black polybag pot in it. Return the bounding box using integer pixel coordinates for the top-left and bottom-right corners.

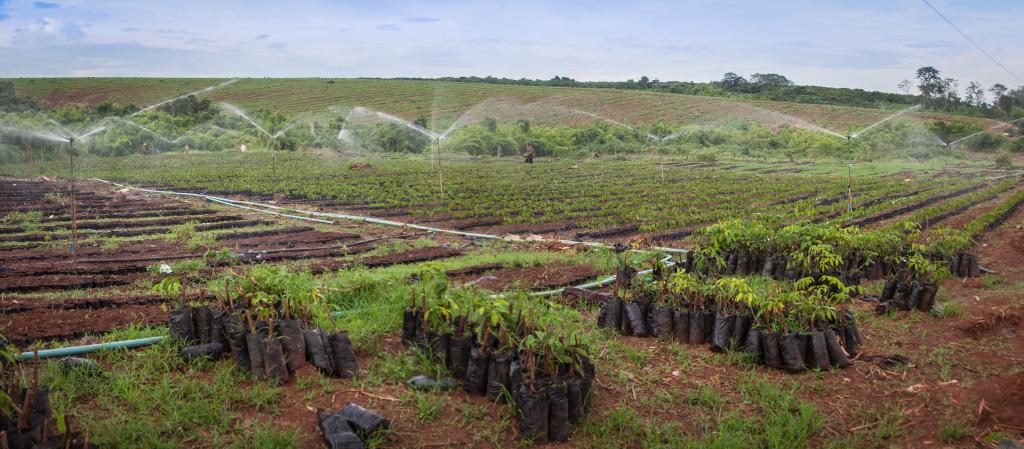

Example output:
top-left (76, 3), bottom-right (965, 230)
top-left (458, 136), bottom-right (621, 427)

top-left (428, 331), bottom-right (450, 366)
top-left (808, 331), bottom-right (831, 371)
top-left (447, 334), bottom-right (471, 380)
top-left (279, 319), bottom-right (306, 373)
top-left (224, 315), bottom-right (251, 372)
top-left (731, 315), bottom-right (750, 349)
top-left (246, 333), bottom-right (266, 379)
top-left (515, 382), bottom-right (549, 443)
top-left (841, 325), bottom-right (859, 356)
top-left (603, 296), bottom-right (622, 331)
top-left (881, 279), bottom-right (897, 303)
top-left (547, 381), bottom-right (570, 442)
top-left (580, 356), bottom-right (596, 413)
top-left (317, 412), bottom-right (364, 449)
top-left (303, 328), bottom-right (335, 374)
top-left (968, 254), bottom-right (980, 278)
top-left (193, 305), bottom-right (213, 344)
top-left (181, 342), bottom-right (224, 361)
top-left (566, 377), bottom-right (585, 425)
top-left (710, 313), bottom-right (734, 352)
top-left (907, 281), bottom-right (923, 310)
top-left (263, 337), bottom-right (290, 385)
top-left (762, 331), bottom-right (783, 369)
top-left (464, 347), bottom-right (490, 395)
top-left (744, 327), bottom-right (763, 363)
top-left (329, 331), bottom-right (359, 378)
top-left (169, 306), bottom-right (196, 344)
top-left (824, 329), bottom-right (851, 368)
top-left (918, 284), bottom-right (939, 312)
top-left (486, 353), bottom-right (513, 403)
top-left (780, 333), bottom-right (807, 373)
top-left (624, 302), bottom-right (649, 337)
top-left (401, 308), bottom-right (418, 345)
top-left (957, 253), bottom-right (971, 277)
top-left (337, 402), bottom-right (391, 437)
top-left (651, 304), bottom-right (674, 340)
top-left (688, 310), bottom-right (707, 344)
top-left (672, 307), bottom-right (690, 342)
top-left (761, 257), bottom-right (775, 277)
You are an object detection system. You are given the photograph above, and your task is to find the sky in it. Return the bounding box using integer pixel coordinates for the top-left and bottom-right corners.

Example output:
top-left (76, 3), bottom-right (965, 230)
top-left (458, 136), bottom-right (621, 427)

top-left (0, 0), bottom-right (1021, 93)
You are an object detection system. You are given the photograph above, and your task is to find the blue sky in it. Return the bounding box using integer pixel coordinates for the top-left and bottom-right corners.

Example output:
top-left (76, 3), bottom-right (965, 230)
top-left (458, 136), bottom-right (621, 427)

top-left (0, 0), bottom-right (1021, 93)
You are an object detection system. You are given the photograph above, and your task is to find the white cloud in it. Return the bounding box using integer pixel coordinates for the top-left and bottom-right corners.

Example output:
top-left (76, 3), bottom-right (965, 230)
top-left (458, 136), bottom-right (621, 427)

top-left (10, 17), bottom-right (85, 46)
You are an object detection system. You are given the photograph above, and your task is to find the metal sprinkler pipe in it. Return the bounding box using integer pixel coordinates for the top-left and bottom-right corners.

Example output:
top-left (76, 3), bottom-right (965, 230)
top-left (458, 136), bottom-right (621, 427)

top-left (68, 136), bottom-right (77, 266)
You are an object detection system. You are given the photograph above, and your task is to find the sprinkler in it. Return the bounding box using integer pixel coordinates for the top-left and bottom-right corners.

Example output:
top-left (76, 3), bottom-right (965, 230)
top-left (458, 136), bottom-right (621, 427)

top-left (845, 135), bottom-right (852, 142)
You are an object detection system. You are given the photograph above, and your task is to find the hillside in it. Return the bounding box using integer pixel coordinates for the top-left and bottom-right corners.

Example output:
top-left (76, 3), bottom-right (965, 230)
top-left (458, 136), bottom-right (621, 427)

top-left (5, 78), bottom-right (1000, 134)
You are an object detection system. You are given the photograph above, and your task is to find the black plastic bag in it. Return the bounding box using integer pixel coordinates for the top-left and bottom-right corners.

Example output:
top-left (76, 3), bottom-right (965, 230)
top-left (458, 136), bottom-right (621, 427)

top-left (547, 381), bottom-right (570, 442)
top-left (263, 337), bottom-right (290, 385)
top-left (580, 356), bottom-right (596, 413)
top-left (279, 319), bottom-right (306, 373)
top-left (515, 382), bottom-right (549, 443)
top-left (710, 313), bottom-right (734, 352)
top-left (650, 304), bottom-right (674, 340)
top-left (566, 377), bottom-right (585, 425)
top-left (486, 353), bottom-right (513, 403)
top-left (329, 331), bottom-right (359, 378)
top-left (181, 342), bottom-right (224, 361)
top-left (907, 282), bottom-right (923, 310)
top-left (762, 331), bottom-right (783, 369)
top-left (918, 284), bottom-right (939, 312)
top-left (464, 347), bottom-right (490, 395)
top-left (245, 333), bottom-right (266, 379)
top-left (603, 296), bottom-right (622, 330)
top-left (428, 331), bottom-right (450, 366)
top-left (337, 402), bottom-right (391, 438)
top-left (881, 279), bottom-right (897, 302)
top-left (808, 331), bottom-right (831, 371)
top-left (968, 254), bottom-right (980, 277)
top-left (223, 316), bottom-right (251, 372)
top-left (744, 327), bottom-right (763, 363)
top-left (688, 310), bottom-right (707, 344)
top-left (624, 302), bottom-right (649, 337)
top-left (318, 411), bottom-right (365, 449)
top-left (672, 307), bottom-right (690, 342)
top-left (448, 334), bottom-right (471, 380)
top-left (304, 328), bottom-right (335, 375)
top-left (780, 333), bottom-right (807, 373)
top-left (193, 305), bottom-right (213, 344)
top-left (401, 308), bottom-right (418, 345)
top-left (169, 306), bottom-right (196, 344)
top-left (731, 315), bottom-right (750, 349)
top-left (761, 257), bottom-right (775, 277)
top-left (824, 329), bottom-right (850, 368)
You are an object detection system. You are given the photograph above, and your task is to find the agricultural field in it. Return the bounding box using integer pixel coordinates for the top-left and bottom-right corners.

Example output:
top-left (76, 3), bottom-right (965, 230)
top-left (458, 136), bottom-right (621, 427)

top-left (2, 146), bottom-right (1023, 448)
top-left (6, 78), bottom-right (1004, 134)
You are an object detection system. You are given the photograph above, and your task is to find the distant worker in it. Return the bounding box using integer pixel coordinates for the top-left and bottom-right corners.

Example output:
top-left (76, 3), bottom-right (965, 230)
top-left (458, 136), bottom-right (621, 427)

top-left (183, 143), bottom-right (190, 157)
top-left (142, 142), bottom-right (149, 154)
top-left (240, 143), bottom-right (247, 153)
top-left (523, 143), bottom-right (534, 164)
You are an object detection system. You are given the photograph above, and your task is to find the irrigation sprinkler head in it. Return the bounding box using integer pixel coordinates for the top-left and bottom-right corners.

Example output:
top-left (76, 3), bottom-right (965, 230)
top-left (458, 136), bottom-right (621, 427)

top-left (845, 135), bottom-right (852, 141)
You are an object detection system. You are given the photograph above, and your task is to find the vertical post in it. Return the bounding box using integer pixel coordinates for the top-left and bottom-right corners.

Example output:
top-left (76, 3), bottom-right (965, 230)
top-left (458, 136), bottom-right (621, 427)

top-left (846, 163), bottom-right (852, 211)
top-left (436, 137), bottom-right (444, 195)
top-left (69, 137), bottom-right (77, 266)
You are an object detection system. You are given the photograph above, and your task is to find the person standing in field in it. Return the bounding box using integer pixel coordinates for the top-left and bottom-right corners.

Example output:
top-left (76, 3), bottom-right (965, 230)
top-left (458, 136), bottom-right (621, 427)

top-left (523, 143), bottom-right (534, 164)
top-left (240, 143), bottom-right (247, 153)
top-left (183, 143), bottom-right (190, 157)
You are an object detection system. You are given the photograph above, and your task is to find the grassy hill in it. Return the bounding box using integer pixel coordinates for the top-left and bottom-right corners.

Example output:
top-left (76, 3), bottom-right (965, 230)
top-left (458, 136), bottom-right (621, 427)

top-left (5, 78), bottom-right (999, 134)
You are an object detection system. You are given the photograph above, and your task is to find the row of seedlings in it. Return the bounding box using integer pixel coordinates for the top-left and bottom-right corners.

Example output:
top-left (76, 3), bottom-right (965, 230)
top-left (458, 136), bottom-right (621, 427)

top-left (166, 266), bottom-right (358, 384)
top-left (401, 270), bottom-right (595, 443)
top-left (686, 218), bottom-right (960, 314)
top-left (599, 259), bottom-right (861, 373)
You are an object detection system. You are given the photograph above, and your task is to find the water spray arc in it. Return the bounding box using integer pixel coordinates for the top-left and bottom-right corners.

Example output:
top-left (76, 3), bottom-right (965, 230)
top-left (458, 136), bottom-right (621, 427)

top-left (849, 105), bottom-right (921, 139)
top-left (131, 79), bottom-right (239, 116)
top-left (947, 117), bottom-right (1024, 147)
